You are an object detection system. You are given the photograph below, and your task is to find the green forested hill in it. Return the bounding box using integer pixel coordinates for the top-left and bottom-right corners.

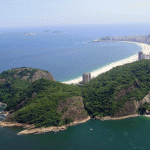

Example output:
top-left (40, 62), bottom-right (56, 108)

top-left (0, 68), bottom-right (84, 128)
top-left (8, 79), bottom-right (82, 128)
top-left (0, 67), bottom-right (55, 110)
top-left (81, 60), bottom-right (150, 117)
top-left (1, 60), bottom-right (150, 128)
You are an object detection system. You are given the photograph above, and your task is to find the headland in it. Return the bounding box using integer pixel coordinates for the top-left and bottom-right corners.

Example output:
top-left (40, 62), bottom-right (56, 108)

top-left (0, 116), bottom-right (91, 135)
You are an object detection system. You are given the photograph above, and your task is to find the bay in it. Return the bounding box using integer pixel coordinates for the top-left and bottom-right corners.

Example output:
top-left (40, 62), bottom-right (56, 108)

top-left (0, 25), bottom-right (144, 82)
top-left (1, 24), bottom-right (150, 150)
top-left (1, 114), bottom-right (150, 150)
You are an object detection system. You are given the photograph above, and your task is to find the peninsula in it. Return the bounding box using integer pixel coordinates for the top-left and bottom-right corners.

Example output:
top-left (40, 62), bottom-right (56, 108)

top-left (1, 60), bottom-right (150, 134)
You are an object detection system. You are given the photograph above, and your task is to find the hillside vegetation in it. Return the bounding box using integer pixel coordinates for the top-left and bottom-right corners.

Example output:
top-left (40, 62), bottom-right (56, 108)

top-left (7, 79), bottom-right (82, 128)
top-left (0, 67), bottom-right (55, 110)
top-left (0, 67), bottom-right (88, 128)
top-left (82, 60), bottom-right (150, 117)
top-left (1, 60), bottom-right (150, 128)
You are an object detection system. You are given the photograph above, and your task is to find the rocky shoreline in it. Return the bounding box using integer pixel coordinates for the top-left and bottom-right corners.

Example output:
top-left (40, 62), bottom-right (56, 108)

top-left (0, 121), bottom-right (34, 128)
top-left (0, 111), bottom-right (10, 116)
top-left (1, 114), bottom-right (150, 135)
top-left (94, 114), bottom-right (140, 121)
top-left (0, 102), bottom-right (7, 107)
top-left (0, 116), bottom-right (91, 135)
top-left (0, 103), bottom-right (9, 116)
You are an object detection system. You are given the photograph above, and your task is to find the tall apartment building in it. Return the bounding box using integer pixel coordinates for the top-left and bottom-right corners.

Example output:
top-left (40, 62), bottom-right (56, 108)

top-left (82, 73), bottom-right (91, 83)
top-left (138, 51), bottom-right (143, 60)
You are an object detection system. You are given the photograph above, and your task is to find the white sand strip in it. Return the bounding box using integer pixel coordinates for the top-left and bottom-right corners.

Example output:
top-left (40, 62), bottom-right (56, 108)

top-left (62, 41), bottom-right (150, 84)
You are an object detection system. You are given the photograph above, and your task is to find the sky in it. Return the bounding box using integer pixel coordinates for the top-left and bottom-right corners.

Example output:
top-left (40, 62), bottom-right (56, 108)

top-left (0, 0), bottom-right (150, 28)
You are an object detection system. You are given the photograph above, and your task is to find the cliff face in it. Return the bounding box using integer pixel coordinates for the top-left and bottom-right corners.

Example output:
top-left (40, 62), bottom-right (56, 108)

top-left (113, 91), bottom-right (150, 117)
top-left (94, 92), bottom-right (150, 120)
top-left (57, 96), bottom-right (89, 122)
top-left (29, 70), bottom-right (55, 82)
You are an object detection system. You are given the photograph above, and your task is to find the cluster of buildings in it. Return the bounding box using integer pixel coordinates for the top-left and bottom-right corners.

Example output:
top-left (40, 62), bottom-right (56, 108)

top-left (81, 51), bottom-right (150, 84)
top-left (138, 51), bottom-right (150, 60)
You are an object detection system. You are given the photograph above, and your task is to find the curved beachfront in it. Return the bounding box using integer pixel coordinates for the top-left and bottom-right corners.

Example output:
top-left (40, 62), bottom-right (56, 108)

top-left (62, 41), bottom-right (150, 84)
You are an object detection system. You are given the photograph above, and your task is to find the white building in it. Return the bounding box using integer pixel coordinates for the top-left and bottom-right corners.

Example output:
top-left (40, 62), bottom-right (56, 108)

top-left (145, 55), bottom-right (150, 59)
top-left (138, 51), bottom-right (150, 60)
top-left (138, 51), bottom-right (143, 60)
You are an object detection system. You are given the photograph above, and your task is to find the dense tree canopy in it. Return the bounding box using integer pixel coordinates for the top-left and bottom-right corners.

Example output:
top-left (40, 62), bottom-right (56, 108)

top-left (81, 60), bottom-right (150, 117)
top-left (1, 60), bottom-right (150, 127)
top-left (9, 79), bottom-right (81, 127)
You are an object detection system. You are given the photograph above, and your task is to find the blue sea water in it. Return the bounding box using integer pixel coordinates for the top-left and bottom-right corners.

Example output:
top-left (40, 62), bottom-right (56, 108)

top-left (1, 112), bottom-right (150, 150)
top-left (1, 24), bottom-right (150, 150)
top-left (0, 24), bottom-right (149, 81)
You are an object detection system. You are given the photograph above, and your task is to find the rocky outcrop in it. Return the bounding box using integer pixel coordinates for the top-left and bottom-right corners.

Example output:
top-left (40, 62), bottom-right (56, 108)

top-left (21, 76), bottom-right (29, 80)
top-left (0, 111), bottom-right (9, 116)
top-left (0, 116), bottom-right (91, 135)
top-left (29, 70), bottom-right (55, 82)
top-left (0, 67), bottom-right (55, 83)
top-left (94, 114), bottom-right (139, 121)
top-left (0, 79), bottom-right (6, 83)
top-left (17, 116), bottom-right (91, 135)
top-left (0, 121), bottom-right (34, 128)
top-left (18, 126), bottom-right (67, 135)
top-left (0, 102), bottom-right (7, 107)
top-left (0, 96), bottom-right (90, 135)
top-left (94, 91), bottom-right (150, 120)
top-left (57, 96), bottom-right (89, 122)
top-left (13, 75), bottom-right (20, 79)
top-left (115, 91), bottom-right (150, 117)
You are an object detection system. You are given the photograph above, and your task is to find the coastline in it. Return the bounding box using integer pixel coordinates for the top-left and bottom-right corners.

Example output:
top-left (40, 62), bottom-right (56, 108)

top-left (0, 116), bottom-right (91, 135)
top-left (62, 41), bottom-right (150, 84)
top-left (0, 102), bottom-right (7, 107)
top-left (0, 121), bottom-right (34, 128)
top-left (96, 114), bottom-right (140, 121)
top-left (1, 114), bottom-right (150, 135)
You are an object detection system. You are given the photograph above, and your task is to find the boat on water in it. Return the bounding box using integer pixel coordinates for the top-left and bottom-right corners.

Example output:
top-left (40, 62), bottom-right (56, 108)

top-left (90, 128), bottom-right (93, 130)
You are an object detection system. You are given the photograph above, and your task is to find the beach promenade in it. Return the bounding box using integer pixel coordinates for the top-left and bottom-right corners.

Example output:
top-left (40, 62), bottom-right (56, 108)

top-left (62, 41), bottom-right (150, 84)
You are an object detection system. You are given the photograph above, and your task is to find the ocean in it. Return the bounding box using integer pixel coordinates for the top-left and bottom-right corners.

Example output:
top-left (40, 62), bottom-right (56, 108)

top-left (0, 24), bottom-right (147, 82)
top-left (1, 24), bottom-right (150, 149)
top-left (1, 112), bottom-right (150, 150)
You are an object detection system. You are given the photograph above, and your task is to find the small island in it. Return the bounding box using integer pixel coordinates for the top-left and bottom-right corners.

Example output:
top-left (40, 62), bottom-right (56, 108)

top-left (24, 33), bottom-right (35, 36)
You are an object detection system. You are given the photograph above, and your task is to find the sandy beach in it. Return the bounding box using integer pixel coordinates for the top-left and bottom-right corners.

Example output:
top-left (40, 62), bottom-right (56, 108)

top-left (62, 41), bottom-right (150, 84)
